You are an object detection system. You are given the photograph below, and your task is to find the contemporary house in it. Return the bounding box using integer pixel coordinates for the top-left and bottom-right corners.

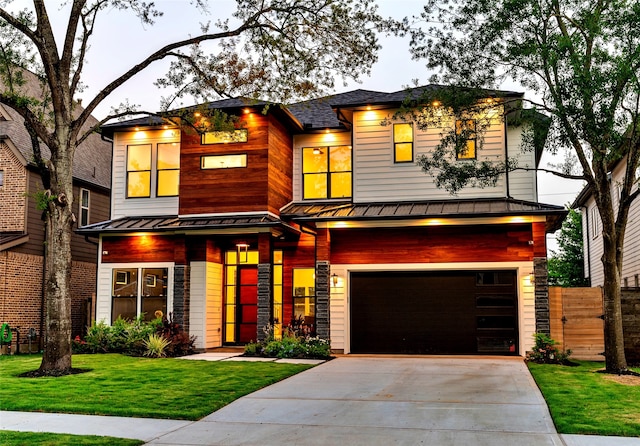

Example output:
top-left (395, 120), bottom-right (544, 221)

top-left (79, 86), bottom-right (565, 355)
top-left (0, 72), bottom-right (111, 345)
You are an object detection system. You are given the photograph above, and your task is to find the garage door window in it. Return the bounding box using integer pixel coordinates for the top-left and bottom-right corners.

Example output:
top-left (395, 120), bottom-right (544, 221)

top-left (293, 268), bottom-right (315, 332)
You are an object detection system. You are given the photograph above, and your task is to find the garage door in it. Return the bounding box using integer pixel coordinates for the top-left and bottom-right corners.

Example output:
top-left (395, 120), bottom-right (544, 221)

top-left (350, 270), bottom-right (518, 355)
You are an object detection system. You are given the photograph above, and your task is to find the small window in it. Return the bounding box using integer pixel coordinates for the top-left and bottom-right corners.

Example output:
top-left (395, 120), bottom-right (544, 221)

top-left (202, 129), bottom-right (248, 144)
top-left (201, 154), bottom-right (247, 169)
top-left (0, 169), bottom-right (4, 187)
top-left (456, 119), bottom-right (477, 160)
top-left (393, 123), bottom-right (413, 163)
top-left (157, 143), bottom-right (180, 196)
top-left (591, 206), bottom-right (600, 239)
top-left (126, 144), bottom-right (151, 198)
top-left (79, 188), bottom-right (90, 226)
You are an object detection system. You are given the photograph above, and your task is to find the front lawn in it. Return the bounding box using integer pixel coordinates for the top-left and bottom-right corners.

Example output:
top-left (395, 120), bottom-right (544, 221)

top-left (0, 354), bottom-right (312, 420)
top-left (0, 431), bottom-right (142, 446)
top-left (528, 361), bottom-right (640, 437)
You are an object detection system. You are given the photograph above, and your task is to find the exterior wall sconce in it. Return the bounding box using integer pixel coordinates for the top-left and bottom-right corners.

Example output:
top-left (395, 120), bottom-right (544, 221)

top-left (525, 272), bottom-right (535, 286)
top-left (331, 273), bottom-right (339, 287)
top-left (236, 242), bottom-right (250, 263)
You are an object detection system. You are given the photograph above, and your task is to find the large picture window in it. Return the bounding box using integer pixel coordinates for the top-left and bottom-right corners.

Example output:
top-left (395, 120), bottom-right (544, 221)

top-left (126, 144), bottom-right (151, 197)
top-left (302, 146), bottom-right (352, 199)
top-left (393, 123), bottom-right (414, 163)
top-left (157, 143), bottom-right (180, 196)
top-left (111, 267), bottom-right (168, 323)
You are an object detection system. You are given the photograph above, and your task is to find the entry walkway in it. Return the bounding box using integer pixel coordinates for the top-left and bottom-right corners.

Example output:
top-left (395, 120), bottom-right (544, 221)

top-left (2, 356), bottom-right (640, 445)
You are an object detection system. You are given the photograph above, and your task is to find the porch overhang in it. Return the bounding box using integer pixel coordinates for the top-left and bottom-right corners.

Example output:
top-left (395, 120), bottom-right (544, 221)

top-left (76, 213), bottom-right (301, 239)
top-left (0, 232), bottom-right (29, 252)
top-left (281, 198), bottom-right (567, 233)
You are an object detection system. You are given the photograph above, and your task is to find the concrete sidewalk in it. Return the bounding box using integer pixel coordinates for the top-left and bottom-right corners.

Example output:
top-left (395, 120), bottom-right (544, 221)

top-left (2, 356), bottom-right (640, 445)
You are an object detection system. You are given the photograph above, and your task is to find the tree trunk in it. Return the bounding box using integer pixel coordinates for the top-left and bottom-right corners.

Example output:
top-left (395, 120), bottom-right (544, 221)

top-left (39, 148), bottom-right (75, 373)
top-left (601, 238), bottom-right (628, 373)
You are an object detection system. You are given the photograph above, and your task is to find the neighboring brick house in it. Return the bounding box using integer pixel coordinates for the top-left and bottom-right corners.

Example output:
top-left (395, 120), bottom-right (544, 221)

top-left (79, 86), bottom-right (565, 356)
top-left (0, 73), bottom-right (111, 349)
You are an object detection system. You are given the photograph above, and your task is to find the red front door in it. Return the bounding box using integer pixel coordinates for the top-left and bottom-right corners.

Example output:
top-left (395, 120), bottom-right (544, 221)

top-left (237, 266), bottom-right (258, 343)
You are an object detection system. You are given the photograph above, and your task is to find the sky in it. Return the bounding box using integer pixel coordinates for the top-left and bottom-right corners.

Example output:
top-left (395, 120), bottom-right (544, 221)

top-left (43, 0), bottom-right (582, 249)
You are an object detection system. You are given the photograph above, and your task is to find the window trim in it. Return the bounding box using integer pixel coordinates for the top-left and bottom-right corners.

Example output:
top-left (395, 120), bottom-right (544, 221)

top-left (126, 144), bottom-right (152, 198)
top-left (201, 153), bottom-right (248, 170)
top-left (455, 119), bottom-right (477, 160)
top-left (201, 129), bottom-right (248, 145)
top-left (79, 188), bottom-right (90, 227)
top-left (156, 143), bottom-right (180, 197)
top-left (393, 123), bottom-right (414, 163)
top-left (301, 145), bottom-right (352, 200)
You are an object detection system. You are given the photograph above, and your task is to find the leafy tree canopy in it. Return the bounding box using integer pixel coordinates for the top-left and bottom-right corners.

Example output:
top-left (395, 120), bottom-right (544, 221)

top-left (548, 208), bottom-right (589, 287)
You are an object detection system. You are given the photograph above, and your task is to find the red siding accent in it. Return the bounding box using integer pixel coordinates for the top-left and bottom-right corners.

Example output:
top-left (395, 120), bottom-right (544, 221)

top-left (532, 222), bottom-right (547, 257)
top-left (102, 235), bottom-right (176, 263)
top-left (329, 224), bottom-right (536, 264)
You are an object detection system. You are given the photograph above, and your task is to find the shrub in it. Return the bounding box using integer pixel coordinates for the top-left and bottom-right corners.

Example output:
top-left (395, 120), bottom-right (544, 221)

top-left (144, 333), bottom-right (170, 358)
top-left (243, 324), bottom-right (331, 359)
top-left (156, 314), bottom-right (196, 357)
top-left (527, 332), bottom-right (572, 364)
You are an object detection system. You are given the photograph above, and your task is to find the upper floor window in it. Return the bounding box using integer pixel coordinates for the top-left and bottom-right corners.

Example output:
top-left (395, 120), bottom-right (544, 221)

top-left (302, 146), bottom-right (352, 199)
top-left (127, 143), bottom-right (180, 199)
top-left (79, 188), bottom-right (90, 226)
top-left (456, 119), bottom-right (477, 160)
top-left (127, 144), bottom-right (151, 198)
top-left (393, 123), bottom-right (413, 163)
top-left (202, 129), bottom-right (248, 144)
top-left (156, 143), bottom-right (180, 196)
top-left (0, 169), bottom-right (4, 187)
top-left (201, 154), bottom-right (247, 169)
top-left (591, 206), bottom-right (600, 239)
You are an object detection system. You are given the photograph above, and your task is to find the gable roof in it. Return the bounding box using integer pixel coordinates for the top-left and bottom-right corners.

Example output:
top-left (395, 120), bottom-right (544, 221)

top-left (0, 69), bottom-right (111, 190)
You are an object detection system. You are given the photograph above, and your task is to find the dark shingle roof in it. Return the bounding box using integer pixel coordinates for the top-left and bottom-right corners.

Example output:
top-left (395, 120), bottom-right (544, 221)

top-left (281, 198), bottom-right (567, 232)
top-left (0, 69), bottom-right (111, 189)
top-left (0, 232), bottom-right (29, 251)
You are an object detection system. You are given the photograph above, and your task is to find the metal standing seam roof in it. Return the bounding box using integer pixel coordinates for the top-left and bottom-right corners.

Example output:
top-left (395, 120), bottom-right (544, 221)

top-left (279, 198), bottom-right (567, 232)
top-left (76, 214), bottom-right (300, 235)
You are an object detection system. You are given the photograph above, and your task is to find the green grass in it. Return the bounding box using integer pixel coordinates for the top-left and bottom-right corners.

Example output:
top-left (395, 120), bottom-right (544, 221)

top-left (528, 361), bottom-right (640, 437)
top-left (0, 431), bottom-right (143, 446)
top-left (0, 353), bottom-right (312, 420)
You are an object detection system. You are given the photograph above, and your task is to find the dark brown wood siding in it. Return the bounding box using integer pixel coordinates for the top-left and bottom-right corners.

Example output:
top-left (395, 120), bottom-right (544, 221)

top-left (101, 235), bottom-right (176, 263)
top-left (178, 113), bottom-right (269, 215)
top-left (330, 224), bottom-right (535, 265)
top-left (267, 115), bottom-right (293, 215)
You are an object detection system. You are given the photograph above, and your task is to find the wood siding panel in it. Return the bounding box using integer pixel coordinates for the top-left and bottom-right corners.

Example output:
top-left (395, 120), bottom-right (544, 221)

top-left (189, 261), bottom-right (207, 349)
top-left (267, 116), bottom-right (293, 214)
top-left (111, 129), bottom-right (180, 219)
top-left (330, 225), bottom-right (536, 265)
top-left (102, 235), bottom-right (176, 263)
top-left (206, 261), bottom-right (223, 348)
top-left (352, 109), bottom-right (508, 203)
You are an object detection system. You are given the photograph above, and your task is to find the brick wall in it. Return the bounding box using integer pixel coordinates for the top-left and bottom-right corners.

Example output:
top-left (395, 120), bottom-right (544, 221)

top-left (0, 143), bottom-right (27, 232)
top-left (0, 252), bottom-right (97, 350)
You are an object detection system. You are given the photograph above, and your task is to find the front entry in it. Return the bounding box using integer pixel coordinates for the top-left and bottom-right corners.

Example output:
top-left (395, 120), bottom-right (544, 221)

top-left (237, 266), bottom-right (258, 343)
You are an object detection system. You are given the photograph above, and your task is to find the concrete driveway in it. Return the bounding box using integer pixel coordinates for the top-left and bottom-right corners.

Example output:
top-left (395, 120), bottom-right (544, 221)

top-left (146, 356), bottom-right (563, 446)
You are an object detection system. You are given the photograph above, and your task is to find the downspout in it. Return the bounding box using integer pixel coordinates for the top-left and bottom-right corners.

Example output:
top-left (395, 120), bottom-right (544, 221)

top-left (583, 205), bottom-right (592, 285)
top-left (39, 219), bottom-right (46, 351)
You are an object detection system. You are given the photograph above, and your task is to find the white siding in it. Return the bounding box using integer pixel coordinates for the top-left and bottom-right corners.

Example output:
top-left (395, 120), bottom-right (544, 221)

top-left (351, 109), bottom-right (507, 202)
top-left (330, 261), bottom-right (536, 355)
top-left (189, 261), bottom-right (223, 349)
top-left (111, 129), bottom-right (180, 219)
top-left (584, 160), bottom-right (640, 287)
top-left (189, 262), bottom-right (207, 349)
top-left (507, 125), bottom-right (538, 201)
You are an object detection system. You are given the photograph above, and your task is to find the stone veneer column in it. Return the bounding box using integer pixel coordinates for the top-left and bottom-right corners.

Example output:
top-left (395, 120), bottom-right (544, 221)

top-left (534, 257), bottom-right (550, 335)
top-left (173, 265), bottom-right (190, 332)
top-left (257, 263), bottom-right (272, 342)
top-left (315, 261), bottom-right (330, 340)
